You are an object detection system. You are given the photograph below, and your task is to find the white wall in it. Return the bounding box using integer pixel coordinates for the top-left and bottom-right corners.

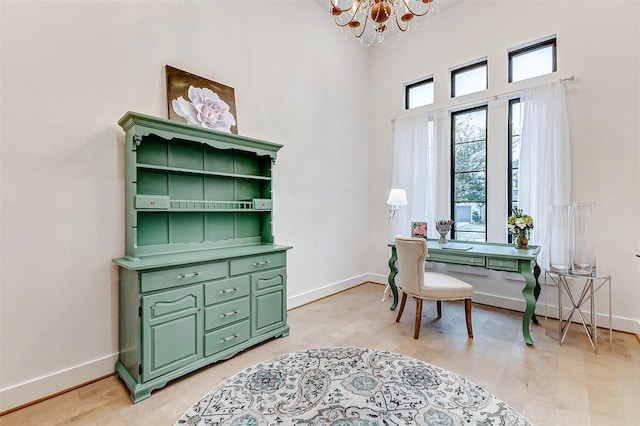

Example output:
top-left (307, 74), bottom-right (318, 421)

top-left (0, 0), bottom-right (370, 411)
top-left (367, 1), bottom-right (640, 332)
top-left (2, 0), bottom-right (639, 413)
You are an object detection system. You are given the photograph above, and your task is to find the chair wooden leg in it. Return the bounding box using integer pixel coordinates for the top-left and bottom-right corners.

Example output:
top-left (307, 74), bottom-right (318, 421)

top-left (436, 300), bottom-right (442, 318)
top-left (414, 298), bottom-right (423, 339)
top-left (395, 293), bottom-right (407, 323)
top-left (465, 298), bottom-right (473, 338)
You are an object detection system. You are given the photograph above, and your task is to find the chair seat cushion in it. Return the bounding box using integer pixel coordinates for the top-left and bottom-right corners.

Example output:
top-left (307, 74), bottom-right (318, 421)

top-left (420, 272), bottom-right (473, 300)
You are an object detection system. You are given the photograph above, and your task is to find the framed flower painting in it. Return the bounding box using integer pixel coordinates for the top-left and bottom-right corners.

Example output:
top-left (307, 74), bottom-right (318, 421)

top-left (165, 65), bottom-right (238, 134)
top-left (411, 222), bottom-right (428, 239)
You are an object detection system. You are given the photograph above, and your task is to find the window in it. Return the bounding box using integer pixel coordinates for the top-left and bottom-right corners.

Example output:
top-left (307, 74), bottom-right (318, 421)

top-left (451, 61), bottom-right (487, 97)
top-left (509, 38), bottom-right (557, 83)
top-left (451, 106), bottom-right (487, 241)
top-left (405, 77), bottom-right (434, 109)
top-left (507, 98), bottom-right (521, 241)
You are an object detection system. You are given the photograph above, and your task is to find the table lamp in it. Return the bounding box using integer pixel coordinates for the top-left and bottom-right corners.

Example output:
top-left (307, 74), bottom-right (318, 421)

top-left (387, 188), bottom-right (407, 244)
top-left (387, 188), bottom-right (407, 219)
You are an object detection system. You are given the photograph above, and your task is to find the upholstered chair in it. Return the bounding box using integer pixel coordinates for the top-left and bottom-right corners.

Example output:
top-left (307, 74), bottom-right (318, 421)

top-left (394, 236), bottom-right (474, 339)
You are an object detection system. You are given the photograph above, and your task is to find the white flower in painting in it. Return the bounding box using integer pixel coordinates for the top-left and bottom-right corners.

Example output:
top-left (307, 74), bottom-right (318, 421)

top-left (172, 86), bottom-right (236, 132)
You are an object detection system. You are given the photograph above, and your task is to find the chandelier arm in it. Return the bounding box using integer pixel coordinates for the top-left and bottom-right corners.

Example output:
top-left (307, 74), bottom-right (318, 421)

top-left (333, 17), bottom-right (359, 29)
top-left (353, 8), bottom-right (369, 39)
top-left (329, 0), bottom-right (361, 14)
top-left (400, 0), bottom-right (432, 18)
top-left (394, 13), bottom-right (410, 32)
top-left (331, 0), bottom-right (367, 31)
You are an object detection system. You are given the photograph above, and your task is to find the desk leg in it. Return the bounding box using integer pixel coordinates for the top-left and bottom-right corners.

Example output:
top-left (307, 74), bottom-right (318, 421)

top-left (519, 260), bottom-right (538, 346)
top-left (532, 263), bottom-right (541, 325)
top-left (387, 246), bottom-right (399, 310)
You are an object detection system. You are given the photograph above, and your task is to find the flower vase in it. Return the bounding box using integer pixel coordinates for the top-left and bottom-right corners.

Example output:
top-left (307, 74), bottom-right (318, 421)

top-left (435, 225), bottom-right (451, 244)
top-left (515, 229), bottom-right (528, 249)
top-left (571, 202), bottom-right (596, 275)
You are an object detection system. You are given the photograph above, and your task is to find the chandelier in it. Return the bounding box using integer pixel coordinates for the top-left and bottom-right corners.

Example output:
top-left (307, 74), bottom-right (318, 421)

top-left (329, 0), bottom-right (437, 45)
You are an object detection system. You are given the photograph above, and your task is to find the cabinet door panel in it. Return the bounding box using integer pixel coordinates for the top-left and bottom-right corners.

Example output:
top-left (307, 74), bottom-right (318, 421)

top-left (251, 268), bottom-right (286, 292)
top-left (252, 289), bottom-right (285, 337)
top-left (142, 286), bottom-right (203, 381)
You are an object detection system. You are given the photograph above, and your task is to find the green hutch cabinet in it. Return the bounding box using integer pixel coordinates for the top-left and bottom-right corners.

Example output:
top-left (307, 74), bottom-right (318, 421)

top-left (113, 112), bottom-right (291, 402)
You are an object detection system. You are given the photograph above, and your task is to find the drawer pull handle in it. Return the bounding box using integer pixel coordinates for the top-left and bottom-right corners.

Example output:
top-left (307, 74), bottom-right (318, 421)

top-left (221, 309), bottom-right (239, 318)
top-left (253, 260), bottom-right (271, 267)
top-left (220, 287), bottom-right (239, 295)
top-left (178, 272), bottom-right (201, 279)
top-left (220, 334), bottom-right (239, 344)
top-left (499, 262), bottom-right (504, 266)
top-left (470, 259), bottom-right (475, 263)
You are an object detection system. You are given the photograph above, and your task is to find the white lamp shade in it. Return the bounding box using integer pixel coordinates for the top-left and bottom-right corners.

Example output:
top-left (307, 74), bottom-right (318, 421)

top-left (387, 189), bottom-right (407, 206)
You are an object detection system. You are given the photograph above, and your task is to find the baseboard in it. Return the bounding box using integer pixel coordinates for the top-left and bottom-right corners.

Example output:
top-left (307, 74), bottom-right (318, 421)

top-left (366, 273), bottom-right (388, 285)
top-left (0, 353), bottom-right (118, 413)
top-left (287, 274), bottom-right (375, 309)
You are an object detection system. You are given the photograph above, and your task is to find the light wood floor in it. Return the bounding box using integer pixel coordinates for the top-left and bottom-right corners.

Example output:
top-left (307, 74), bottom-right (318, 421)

top-left (2, 282), bottom-right (639, 426)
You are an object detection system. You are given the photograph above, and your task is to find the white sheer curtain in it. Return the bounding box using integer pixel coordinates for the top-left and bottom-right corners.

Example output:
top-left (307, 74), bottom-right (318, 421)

top-left (518, 81), bottom-right (571, 270)
top-left (390, 111), bottom-right (438, 240)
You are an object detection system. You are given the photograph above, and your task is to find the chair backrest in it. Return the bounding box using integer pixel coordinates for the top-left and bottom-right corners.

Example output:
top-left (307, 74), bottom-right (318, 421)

top-left (395, 236), bottom-right (428, 297)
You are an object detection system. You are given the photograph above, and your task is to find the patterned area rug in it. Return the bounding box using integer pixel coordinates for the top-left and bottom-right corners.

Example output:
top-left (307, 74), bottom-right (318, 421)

top-left (175, 347), bottom-right (531, 425)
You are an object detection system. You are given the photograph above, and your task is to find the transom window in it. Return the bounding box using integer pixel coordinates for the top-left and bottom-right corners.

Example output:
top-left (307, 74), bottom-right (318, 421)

top-left (405, 77), bottom-right (434, 110)
top-left (451, 61), bottom-right (488, 98)
top-left (451, 106), bottom-right (487, 242)
top-left (509, 37), bottom-right (557, 83)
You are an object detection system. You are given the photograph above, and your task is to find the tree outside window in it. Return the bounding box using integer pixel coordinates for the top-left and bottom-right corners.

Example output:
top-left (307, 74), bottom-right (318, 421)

top-left (451, 106), bottom-right (487, 241)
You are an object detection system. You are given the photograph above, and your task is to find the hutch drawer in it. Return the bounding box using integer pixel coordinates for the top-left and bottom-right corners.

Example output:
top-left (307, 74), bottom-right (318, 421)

top-left (204, 297), bottom-right (250, 331)
top-left (204, 320), bottom-right (251, 357)
top-left (229, 252), bottom-right (286, 276)
top-left (135, 195), bottom-right (170, 209)
top-left (204, 276), bottom-right (250, 305)
top-left (141, 261), bottom-right (227, 292)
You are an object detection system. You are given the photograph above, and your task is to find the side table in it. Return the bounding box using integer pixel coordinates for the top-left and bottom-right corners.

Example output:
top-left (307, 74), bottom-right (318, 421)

top-left (545, 270), bottom-right (612, 353)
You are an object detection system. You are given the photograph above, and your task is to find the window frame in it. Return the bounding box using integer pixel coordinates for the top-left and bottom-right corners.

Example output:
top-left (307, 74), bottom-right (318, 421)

top-left (451, 60), bottom-right (488, 98)
top-left (404, 76), bottom-right (434, 110)
top-left (507, 97), bottom-right (521, 242)
top-left (508, 37), bottom-right (557, 83)
top-left (450, 104), bottom-right (488, 242)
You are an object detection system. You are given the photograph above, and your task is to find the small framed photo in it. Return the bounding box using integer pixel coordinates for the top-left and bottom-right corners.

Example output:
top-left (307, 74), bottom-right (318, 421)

top-left (411, 222), bottom-right (428, 238)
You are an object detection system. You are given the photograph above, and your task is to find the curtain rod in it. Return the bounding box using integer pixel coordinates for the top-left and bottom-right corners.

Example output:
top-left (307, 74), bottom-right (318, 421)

top-left (391, 75), bottom-right (576, 122)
